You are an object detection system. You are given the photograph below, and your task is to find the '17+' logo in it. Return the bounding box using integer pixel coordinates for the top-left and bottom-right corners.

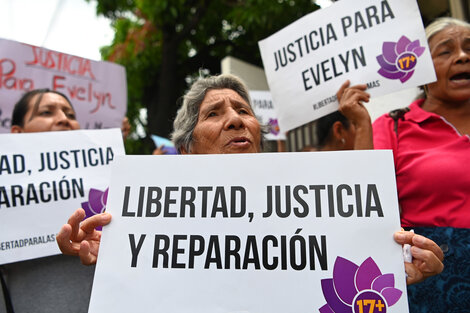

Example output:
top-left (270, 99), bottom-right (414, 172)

top-left (376, 35), bottom-right (426, 83)
top-left (319, 256), bottom-right (403, 313)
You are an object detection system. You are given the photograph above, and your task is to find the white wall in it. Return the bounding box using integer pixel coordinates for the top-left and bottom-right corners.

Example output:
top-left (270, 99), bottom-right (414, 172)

top-left (221, 56), bottom-right (269, 90)
top-left (365, 87), bottom-right (421, 121)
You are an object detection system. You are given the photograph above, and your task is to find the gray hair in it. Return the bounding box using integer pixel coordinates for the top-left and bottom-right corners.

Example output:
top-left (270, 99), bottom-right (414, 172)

top-left (426, 17), bottom-right (470, 41)
top-left (416, 17), bottom-right (470, 99)
top-left (171, 74), bottom-right (265, 153)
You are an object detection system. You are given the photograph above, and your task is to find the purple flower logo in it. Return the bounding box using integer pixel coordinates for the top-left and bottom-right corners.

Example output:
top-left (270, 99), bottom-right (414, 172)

top-left (81, 188), bottom-right (108, 230)
top-left (319, 257), bottom-right (402, 313)
top-left (377, 35), bottom-right (426, 83)
top-left (268, 118), bottom-right (280, 135)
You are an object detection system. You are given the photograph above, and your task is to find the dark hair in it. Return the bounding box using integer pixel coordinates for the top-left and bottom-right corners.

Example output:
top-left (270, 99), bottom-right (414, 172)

top-left (11, 89), bottom-right (74, 127)
top-left (315, 111), bottom-right (350, 148)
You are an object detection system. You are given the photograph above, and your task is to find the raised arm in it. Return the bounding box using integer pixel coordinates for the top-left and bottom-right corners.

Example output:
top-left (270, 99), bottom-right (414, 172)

top-left (336, 80), bottom-right (373, 150)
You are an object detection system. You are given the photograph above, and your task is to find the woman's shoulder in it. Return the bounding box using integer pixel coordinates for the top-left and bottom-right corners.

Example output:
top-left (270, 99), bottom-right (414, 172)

top-left (372, 101), bottom-right (419, 150)
top-left (373, 110), bottom-right (401, 132)
top-left (373, 98), bottom-right (423, 132)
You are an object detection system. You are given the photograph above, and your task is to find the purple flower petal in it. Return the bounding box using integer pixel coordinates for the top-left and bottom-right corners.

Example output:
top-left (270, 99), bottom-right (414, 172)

top-left (355, 257), bottom-right (382, 291)
top-left (372, 273), bottom-right (395, 293)
top-left (102, 188), bottom-right (109, 208)
top-left (81, 187), bottom-right (108, 231)
top-left (399, 70), bottom-right (414, 83)
top-left (406, 40), bottom-right (420, 52)
top-left (378, 68), bottom-right (406, 80)
top-left (319, 304), bottom-right (335, 313)
top-left (376, 55), bottom-right (398, 72)
top-left (396, 36), bottom-right (411, 54)
top-left (333, 257), bottom-right (359, 305)
top-left (382, 287), bottom-right (403, 306)
top-left (81, 201), bottom-right (93, 217)
top-left (88, 188), bottom-right (106, 214)
top-left (321, 279), bottom-right (353, 313)
top-left (382, 42), bottom-right (398, 64)
top-left (412, 46), bottom-right (426, 57)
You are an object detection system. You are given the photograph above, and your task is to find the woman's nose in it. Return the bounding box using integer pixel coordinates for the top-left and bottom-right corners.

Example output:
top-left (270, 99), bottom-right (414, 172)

top-left (456, 47), bottom-right (470, 63)
top-left (224, 108), bottom-right (244, 130)
top-left (55, 110), bottom-right (72, 126)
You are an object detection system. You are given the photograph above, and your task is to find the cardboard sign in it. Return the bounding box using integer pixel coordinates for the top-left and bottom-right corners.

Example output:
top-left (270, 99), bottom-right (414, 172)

top-left (0, 38), bottom-right (127, 133)
top-left (250, 90), bottom-right (286, 141)
top-left (0, 129), bottom-right (125, 264)
top-left (89, 151), bottom-right (408, 313)
top-left (258, 0), bottom-right (436, 132)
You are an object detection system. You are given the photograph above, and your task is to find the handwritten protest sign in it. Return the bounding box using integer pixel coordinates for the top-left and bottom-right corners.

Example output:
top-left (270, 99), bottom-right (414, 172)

top-left (0, 129), bottom-right (125, 264)
top-left (89, 151), bottom-right (408, 313)
top-left (0, 38), bottom-right (127, 133)
top-left (250, 91), bottom-right (286, 140)
top-left (258, 0), bottom-right (436, 132)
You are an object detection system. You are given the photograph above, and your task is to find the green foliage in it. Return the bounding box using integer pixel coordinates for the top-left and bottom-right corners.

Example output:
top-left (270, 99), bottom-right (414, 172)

top-left (92, 0), bottom-right (320, 154)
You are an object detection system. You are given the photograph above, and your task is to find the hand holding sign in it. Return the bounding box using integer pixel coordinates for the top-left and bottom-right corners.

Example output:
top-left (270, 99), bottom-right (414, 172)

top-left (1, 87), bottom-right (125, 264)
top-left (336, 80), bottom-right (373, 150)
top-left (258, 0), bottom-right (436, 132)
top-left (57, 208), bottom-right (111, 265)
top-left (393, 231), bottom-right (444, 285)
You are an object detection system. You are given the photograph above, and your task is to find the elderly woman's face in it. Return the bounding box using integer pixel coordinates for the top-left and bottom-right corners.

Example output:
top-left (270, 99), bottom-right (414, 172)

top-left (427, 25), bottom-right (470, 102)
top-left (187, 88), bottom-right (261, 154)
top-left (11, 92), bottom-right (80, 133)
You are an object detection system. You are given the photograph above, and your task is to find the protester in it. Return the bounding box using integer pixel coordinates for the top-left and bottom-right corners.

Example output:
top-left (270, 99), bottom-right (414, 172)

top-left (312, 81), bottom-right (446, 288)
top-left (0, 88), bottom-right (94, 313)
top-left (57, 74), bottom-right (443, 287)
top-left (10, 89), bottom-right (80, 133)
top-left (314, 80), bottom-right (372, 151)
top-left (373, 17), bottom-right (470, 312)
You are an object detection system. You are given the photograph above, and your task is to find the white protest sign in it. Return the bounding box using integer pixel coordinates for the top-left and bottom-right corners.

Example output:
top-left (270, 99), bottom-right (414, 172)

top-left (89, 151), bottom-right (408, 313)
top-left (250, 90), bottom-right (286, 141)
top-left (258, 0), bottom-right (436, 132)
top-left (0, 129), bottom-right (125, 264)
top-left (0, 38), bottom-right (127, 133)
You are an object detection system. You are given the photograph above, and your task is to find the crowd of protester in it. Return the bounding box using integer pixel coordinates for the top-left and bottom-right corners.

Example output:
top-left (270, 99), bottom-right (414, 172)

top-left (1, 16), bottom-right (469, 313)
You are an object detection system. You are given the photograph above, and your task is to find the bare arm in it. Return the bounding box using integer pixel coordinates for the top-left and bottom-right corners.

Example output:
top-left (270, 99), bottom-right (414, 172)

top-left (336, 80), bottom-right (373, 150)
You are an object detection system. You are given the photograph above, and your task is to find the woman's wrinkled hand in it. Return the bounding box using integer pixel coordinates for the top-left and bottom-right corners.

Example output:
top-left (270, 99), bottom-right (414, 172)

top-left (394, 230), bottom-right (444, 285)
top-left (56, 208), bottom-right (111, 265)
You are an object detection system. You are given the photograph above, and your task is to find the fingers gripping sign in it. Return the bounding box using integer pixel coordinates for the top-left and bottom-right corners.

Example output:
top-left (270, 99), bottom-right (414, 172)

top-left (57, 208), bottom-right (112, 265)
top-left (394, 230), bottom-right (444, 285)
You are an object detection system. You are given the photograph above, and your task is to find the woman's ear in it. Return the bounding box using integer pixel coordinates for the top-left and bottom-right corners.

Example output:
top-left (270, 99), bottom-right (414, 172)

top-left (331, 121), bottom-right (345, 141)
top-left (10, 125), bottom-right (24, 133)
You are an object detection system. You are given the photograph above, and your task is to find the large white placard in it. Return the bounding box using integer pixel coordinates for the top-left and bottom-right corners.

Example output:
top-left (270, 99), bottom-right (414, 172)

top-left (0, 38), bottom-right (127, 133)
top-left (89, 151), bottom-right (408, 313)
top-left (258, 0), bottom-right (436, 132)
top-left (250, 90), bottom-right (286, 141)
top-left (0, 129), bottom-right (125, 264)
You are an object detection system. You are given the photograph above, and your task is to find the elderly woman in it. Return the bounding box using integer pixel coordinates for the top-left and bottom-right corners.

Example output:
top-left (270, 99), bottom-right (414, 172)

top-left (373, 17), bottom-right (470, 312)
top-left (57, 74), bottom-right (443, 286)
